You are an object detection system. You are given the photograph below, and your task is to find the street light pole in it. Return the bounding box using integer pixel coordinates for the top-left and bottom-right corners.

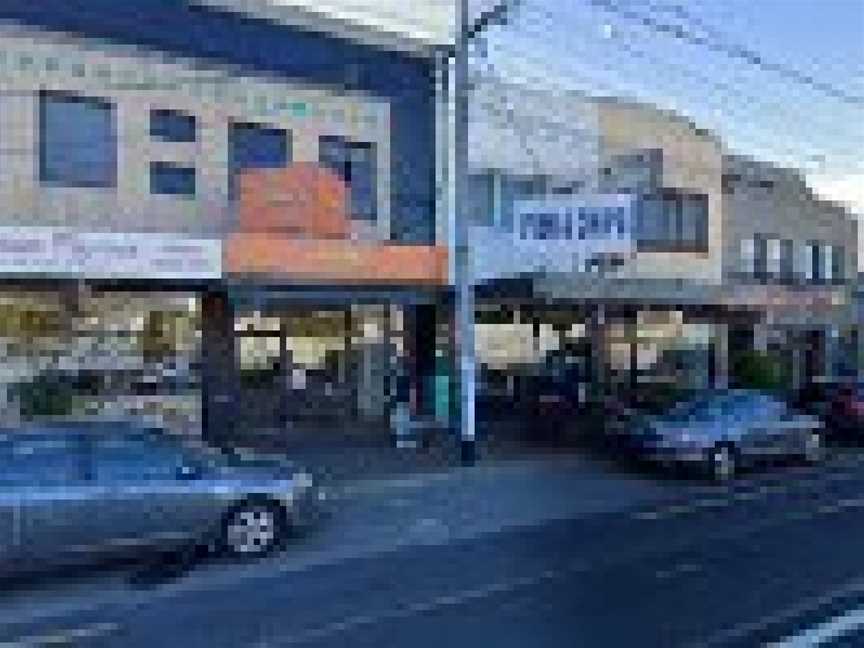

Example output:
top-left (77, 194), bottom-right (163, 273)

top-left (451, 0), bottom-right (519, 465)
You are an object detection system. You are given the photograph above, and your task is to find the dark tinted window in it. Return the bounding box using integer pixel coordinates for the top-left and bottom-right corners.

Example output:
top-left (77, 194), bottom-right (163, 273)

top-left (319, 135), bottom-right (378, 221)
top-left (150, 108), bottom-right (197, 143)
top-left (636, 190), bottom-right (708, 252)
top-left (40, 92), bottom-right (116, 187)
top-left (228, 121), bottom-right (290, 200)
top-left (150, 162), bottom-right (196, 197)
top-left (0, 433), bottom-right (87, 485)
top-left (91, 434), bottom-right (190, 481)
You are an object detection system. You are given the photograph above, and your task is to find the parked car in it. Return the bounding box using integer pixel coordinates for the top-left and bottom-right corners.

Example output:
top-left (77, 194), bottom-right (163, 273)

top-left (0, 422), bottom-right (319, 578)
top-left (825, 381), bottom-right (864, 440)
top-left (613, 389), bottom-right (825, 481)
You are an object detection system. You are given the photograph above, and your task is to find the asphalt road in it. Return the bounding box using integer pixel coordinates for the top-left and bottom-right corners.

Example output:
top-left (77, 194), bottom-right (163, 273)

top-left (6, 456), bottom-right (864, 647)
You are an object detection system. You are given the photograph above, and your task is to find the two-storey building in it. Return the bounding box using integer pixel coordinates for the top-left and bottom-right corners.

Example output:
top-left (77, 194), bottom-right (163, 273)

top-left (466, 73), bottom-right (859, 417)
top-left (0, 1), bottom-right (452, 444)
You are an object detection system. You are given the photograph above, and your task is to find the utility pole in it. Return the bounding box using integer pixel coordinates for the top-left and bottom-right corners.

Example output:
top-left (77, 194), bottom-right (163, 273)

top-left (451, 0), bottom-right (520, 465)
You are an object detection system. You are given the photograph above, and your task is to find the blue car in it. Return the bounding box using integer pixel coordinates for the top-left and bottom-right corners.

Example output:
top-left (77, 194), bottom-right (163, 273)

top-left (0, 422), bottom-right (319, 578)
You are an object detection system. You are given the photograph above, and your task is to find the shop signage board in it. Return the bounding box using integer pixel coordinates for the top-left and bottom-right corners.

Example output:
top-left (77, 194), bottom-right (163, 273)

top-left (469, 194), bottom-right (635, 282)
top-left (0, 227), bottom-right (221, 279)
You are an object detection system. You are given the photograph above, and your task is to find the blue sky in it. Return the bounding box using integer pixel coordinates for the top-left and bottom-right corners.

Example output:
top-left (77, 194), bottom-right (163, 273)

top-left (479, 0), bottom-right (864, 225)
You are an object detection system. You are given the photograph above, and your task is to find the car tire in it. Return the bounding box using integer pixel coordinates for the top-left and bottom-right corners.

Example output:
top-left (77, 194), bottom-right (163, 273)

top-left (803, 430), bottom-right (825, 464)
top-left (220, 499), bottom-right (288, 559)
top-left (709, 443), bottom-right (737, 482)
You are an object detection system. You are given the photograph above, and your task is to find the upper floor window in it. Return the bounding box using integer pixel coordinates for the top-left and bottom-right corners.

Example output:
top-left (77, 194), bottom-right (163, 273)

top-left (635, 190), bottom-right (708, 252)
top-left (150, 162), bottom-right (196, 198)
top-left (150, 108), bottom-right (197, 143)
top-left (467, 172), bottom-right (495, 226)
top-left (318, 136), bottom-right (378, 221)
top-left (831, 245), bottom-right (846, 283)
top-left (228, 121), bottom-right (291, 200)
top-left (39, 91), bottom-right (116, 188)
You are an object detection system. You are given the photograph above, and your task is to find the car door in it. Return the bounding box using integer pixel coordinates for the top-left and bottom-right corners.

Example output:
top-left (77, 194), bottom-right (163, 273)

top-left (0, 436), bottom-right (24, 573)
top-left (746, 397), bottom-right (799, 456)
top-left (88, 434), bottom-right (223, 550)
top-left (11, 432), bottom-right (100, 569)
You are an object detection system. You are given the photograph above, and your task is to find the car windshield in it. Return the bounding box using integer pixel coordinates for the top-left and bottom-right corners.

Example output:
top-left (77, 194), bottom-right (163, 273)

top-left (664, 392), bottom-right (776, 422)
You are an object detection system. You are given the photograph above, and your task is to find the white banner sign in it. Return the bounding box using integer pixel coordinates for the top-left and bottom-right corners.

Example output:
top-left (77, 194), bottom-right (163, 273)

top-left (0, 228), bottom-right (222, 279)
top-left (470, 194), bottom-right (635, 282)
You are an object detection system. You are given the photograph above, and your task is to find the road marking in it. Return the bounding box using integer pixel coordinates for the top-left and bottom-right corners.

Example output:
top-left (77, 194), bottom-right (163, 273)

top-left (258, 564), bottom-right (578, 646)
top-left (0, 622), bottom-right (119, 647)
top-left (691, 577), bottom-right (864, 648)
top-left (769, 605), bottom-right (864, 647)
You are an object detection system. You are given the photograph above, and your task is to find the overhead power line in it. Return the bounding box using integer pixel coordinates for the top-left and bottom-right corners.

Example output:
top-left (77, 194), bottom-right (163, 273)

top-left (585, 0), bottom-right (864, 107)
top-left (482, 0), bottom-right (863, 168)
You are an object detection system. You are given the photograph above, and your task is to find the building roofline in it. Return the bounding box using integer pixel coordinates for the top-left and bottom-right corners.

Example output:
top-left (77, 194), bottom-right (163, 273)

top-left (590, 95), bottom-right (723, 145)
top-left (192, 0), bottom-right (454, 57)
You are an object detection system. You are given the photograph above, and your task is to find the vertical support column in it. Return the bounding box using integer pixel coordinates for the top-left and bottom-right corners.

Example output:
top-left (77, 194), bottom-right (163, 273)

top-left (857, 326), bottom-right (864, 382)
top-left (824, 325), bottom-right (839, 384)
top-left (201, 288), bottom-right (236, 448)
top-left (452, 0), bottom-right (477, 465)
top-left (587, 304), bottom-right (607, 404)
top-left (713, 322), bottom-right (729, 390)
top-left (753, 322), bottom-right (769, 353)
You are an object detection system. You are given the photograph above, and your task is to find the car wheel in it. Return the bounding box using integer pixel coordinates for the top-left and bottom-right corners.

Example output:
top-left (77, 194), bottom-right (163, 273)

top-left (803, 430), bottom-right (825, 464)
top-left (221, 500), bottom-right (287, 558)
top-left (709, 444), bottom-right (736, 482)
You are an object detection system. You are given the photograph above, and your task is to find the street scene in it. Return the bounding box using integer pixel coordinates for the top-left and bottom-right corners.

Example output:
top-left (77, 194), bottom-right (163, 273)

top-left (0, 0), bottom-right (862, 646)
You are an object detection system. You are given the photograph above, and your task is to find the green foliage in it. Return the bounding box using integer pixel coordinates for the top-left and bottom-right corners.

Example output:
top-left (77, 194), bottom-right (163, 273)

top-left (13, 375), bottom-right (76, 418)
top-left (731, 351), bottom-right (790, 391)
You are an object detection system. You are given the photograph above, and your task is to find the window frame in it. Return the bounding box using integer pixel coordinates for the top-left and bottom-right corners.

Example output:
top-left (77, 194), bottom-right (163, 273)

top-left (318, 135), bottom-right (379, 222)
top-left (39, 90), bottom-right (117, 189)
top-left (228, 120), bottom-right (291, 201)
top-left (149, 161), bottom-right (197, 198)
top-left (149, 108), bottom-right (197, 143)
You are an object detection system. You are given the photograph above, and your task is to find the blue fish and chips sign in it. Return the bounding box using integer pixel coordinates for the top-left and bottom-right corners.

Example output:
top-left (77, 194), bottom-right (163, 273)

top-left (469, 194), bottom-right (635, 282)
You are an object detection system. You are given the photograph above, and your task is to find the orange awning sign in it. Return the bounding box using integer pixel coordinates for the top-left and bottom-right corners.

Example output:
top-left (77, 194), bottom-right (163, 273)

top-left (230, 165), bottom-right (447, 285)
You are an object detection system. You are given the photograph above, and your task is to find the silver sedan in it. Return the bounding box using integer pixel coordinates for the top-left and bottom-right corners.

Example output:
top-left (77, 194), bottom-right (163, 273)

top-left (0, 422), bottom-right (320, 578)
top-left (618, 389), bottom-right (824, 481)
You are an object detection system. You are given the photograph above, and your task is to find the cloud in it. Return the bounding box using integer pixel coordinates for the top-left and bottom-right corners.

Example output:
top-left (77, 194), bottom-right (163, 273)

top-left (809, 173), bottom-right (864, 216)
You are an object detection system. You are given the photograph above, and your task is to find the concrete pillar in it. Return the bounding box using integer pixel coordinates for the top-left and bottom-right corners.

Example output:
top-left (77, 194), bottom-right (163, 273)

top-left (587, 304), bottom-right (607, 402)
top-left (200, 288), bottom-right (236, 447)
top-left (857, 327), bottom-right (864, 382)
top-left (713, 323), bottom-right (729, 389)
top-left (825, 325), bottom-right (840, 383)
top-left (753, 323), bottom-right (769, 353)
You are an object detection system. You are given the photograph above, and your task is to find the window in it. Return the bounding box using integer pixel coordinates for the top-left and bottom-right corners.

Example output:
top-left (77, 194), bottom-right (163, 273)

top-left (150, 108), bottom-right (197, 143)
top-left (92, 435), bottom-right (190, 481)
top-left (228, 121), bottom-right (291, 200)
top-left (766, 237), bottom-right (782, 277)
top-left (797, 243), bottom-right (813, 282)
top-left (150, 162), bottom-right (196, 197)
top-left (779, 239), bottom-right (795, 281)
top-left (822, 244), bottom-right (834, 282)
top-left (467, 172), bottom-right (495, 226)
top-left (40, 91), bottom-right (116, 187)
top-left (318, 135), bottom-right (378, 221)
top-left (679, 194), bottom-right (709, 249)
top-left (831, 245), bottom-right (845, 283)
top-left (739, 238), bottom-right (755, 275)
top-left (635, 190), bottom-right (708, 252)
